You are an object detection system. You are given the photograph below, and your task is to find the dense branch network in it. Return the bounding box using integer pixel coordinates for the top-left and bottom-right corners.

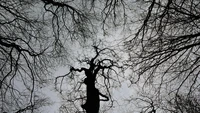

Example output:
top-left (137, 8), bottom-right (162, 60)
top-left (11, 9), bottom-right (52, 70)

top-left (40, 0), bottom-right (94, 41)
top-left (0, 0), bottom-right (59, 112)
top-left (124, 0), bottom-right (200, 112)
top-left (55, 46), bottom-right (123, 112)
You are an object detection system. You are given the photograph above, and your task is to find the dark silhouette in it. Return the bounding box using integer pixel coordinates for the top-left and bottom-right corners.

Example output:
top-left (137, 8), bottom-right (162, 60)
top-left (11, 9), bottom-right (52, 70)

top-left (81, 71), bottom-right (109, 113)
top-left (70, 56), bottom-right (109, 113)
top-left (58, 46), bottom-right (121, 113)
top-left (125, 0), bottom-right (200, 112)
top-left (81, 77), bottom-right (100, 113)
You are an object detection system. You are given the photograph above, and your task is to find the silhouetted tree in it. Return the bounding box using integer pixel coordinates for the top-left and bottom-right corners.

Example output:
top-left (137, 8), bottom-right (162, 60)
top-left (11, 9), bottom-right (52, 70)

top-left (1, 0), bottom-right (122, 112)
top-left (55, 46), bottom-right (124, 113)
top-left (125, 0), bottom-right (200, 112)
top-left (0, 0), bottom-right (129, 111)
top-left (0, 0), bottom-right (53, 112)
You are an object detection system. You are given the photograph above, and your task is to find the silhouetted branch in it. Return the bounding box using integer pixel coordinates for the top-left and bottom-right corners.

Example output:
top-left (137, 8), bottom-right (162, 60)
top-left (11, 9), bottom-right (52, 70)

top-left (55, 46), bottom-right (123, 112)
top-left (125, 0), bottom-right (200, 112)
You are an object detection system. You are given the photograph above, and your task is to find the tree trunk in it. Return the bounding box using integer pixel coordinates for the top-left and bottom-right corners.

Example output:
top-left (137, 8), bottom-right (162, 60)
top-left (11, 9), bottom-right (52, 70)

top-left (81, 71), bottom-right (100, 113)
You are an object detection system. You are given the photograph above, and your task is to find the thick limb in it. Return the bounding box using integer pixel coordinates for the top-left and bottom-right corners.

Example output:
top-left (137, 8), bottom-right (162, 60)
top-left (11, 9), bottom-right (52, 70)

top-left (99, 92), bottom-right (109, 101)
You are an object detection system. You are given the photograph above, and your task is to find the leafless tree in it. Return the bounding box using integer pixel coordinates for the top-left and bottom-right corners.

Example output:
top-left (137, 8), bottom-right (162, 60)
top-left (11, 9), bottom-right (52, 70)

top-left (0, 0), bottom-right (101, 112)
top-left (55, 46), bottom-right (124, 113)
top-left (0, 0), bottom-right (166, 112)
top-left (0, 0), bottom-right (53, 112)
top-left (124, 0), bottom-right (200, 112)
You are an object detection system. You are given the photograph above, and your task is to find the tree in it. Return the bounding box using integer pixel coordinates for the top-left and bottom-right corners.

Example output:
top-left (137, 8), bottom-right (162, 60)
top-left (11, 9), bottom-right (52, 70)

top-left (125, 0), bottom-right (200, 112)
top-left (0, 0), bottom-right (130, 112)
top-left (0, 0), bottom-right (97, 112)
top-left (55, 46), bottom-right (124, 113)
top-left (0, 0), bottom-right (52, 112)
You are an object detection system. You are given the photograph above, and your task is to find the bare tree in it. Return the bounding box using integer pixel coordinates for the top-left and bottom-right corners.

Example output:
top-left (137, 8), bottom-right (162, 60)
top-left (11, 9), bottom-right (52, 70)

top-left (0, 0), bottom-right (132, 112)
top-left (55, 46), bottom-right (124, 113)
top-left (0, 0), bottom-right (96, 112)
top-left (0, 0), bottom-right (53, 112)
top-left (124, 0), bottom-right (200, 112)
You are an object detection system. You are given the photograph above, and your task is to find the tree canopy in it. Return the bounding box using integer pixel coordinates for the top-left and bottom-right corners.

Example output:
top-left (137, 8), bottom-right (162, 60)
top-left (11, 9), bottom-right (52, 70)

top-left (1, 0), bottom-right (200, 113)
top-left (125, 0), bottom-right (200, 112)
top-left (0, 0), bottom-right (125, 112)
